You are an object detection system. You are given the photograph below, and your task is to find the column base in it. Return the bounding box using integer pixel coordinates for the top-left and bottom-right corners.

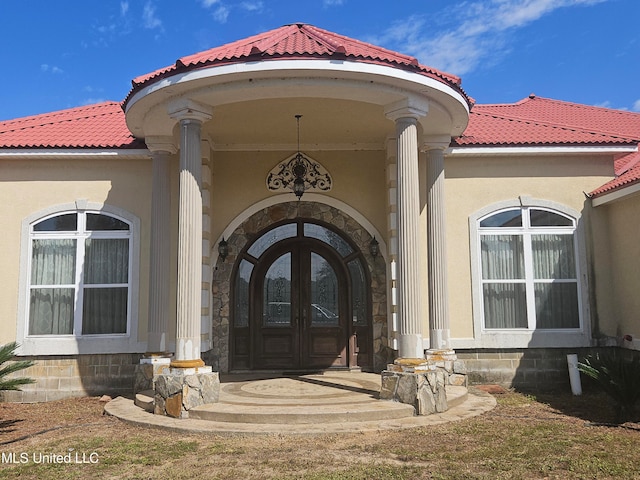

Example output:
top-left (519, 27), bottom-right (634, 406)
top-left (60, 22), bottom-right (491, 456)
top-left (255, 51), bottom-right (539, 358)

top-left (426, 349), bottom-right (468, 387)
top-left (380, 360), bottom-right (447, 415)
top-left (154, 366), bottom-right (220, 418)
top-left (170, 358), bottom-right (205, 369)
top-left (134, 353), bottom-right (172, 393)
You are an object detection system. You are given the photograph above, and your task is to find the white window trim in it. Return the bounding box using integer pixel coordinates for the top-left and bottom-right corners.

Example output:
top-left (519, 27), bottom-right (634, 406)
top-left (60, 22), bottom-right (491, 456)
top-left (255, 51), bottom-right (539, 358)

top-left (16, 201), bottom-right (145, 355)
top-left (462, 196), bottom-right (592, 349)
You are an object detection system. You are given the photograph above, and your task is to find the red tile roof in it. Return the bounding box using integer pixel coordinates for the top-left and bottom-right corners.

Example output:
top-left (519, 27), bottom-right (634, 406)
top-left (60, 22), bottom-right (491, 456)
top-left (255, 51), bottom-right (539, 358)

top-left (0, 102), bottom-right (143, 149)
top-left (125, 23), bottom-right (469, 107)
top-left (455, 95), bottom-right (640, 147)
top-left (591, 151), bottom-right (640, 197)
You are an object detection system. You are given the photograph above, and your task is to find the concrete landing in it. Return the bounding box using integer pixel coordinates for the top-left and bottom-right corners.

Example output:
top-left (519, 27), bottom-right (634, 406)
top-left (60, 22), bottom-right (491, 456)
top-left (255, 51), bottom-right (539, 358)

top-left (107, 372), bottom-right (496, 435)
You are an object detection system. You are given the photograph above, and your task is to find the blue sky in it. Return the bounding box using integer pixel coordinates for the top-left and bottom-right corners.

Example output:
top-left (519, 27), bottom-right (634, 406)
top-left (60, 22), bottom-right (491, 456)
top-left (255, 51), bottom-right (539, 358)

top-left (1, 0), bottom-right (638, 121)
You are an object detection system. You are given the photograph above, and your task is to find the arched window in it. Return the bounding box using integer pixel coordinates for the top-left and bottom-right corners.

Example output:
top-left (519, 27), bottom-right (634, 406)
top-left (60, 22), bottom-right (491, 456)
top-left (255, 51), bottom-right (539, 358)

top-left (27, 211), bottom-right (132, 337)
top-left (478, 207), bottom-right (580, 330)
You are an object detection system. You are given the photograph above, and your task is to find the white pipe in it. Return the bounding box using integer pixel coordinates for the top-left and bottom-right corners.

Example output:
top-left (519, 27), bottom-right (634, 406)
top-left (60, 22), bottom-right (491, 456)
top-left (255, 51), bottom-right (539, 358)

top-left (567, 354), bottom-right (582, 396)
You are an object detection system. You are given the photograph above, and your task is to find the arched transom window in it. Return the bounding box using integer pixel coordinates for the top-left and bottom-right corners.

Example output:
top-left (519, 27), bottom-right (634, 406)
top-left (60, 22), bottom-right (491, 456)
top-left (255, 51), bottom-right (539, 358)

top-left (478, 207), bottom-right (580, 330)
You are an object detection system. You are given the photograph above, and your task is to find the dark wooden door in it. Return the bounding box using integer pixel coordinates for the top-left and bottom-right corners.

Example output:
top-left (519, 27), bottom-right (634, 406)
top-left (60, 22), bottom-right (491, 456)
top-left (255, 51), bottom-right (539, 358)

top-left (254, 242), bottom-right (348, 370)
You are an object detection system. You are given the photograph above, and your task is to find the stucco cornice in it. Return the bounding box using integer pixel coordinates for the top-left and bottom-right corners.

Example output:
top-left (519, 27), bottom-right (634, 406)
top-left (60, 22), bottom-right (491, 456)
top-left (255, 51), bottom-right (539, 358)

top-left (0, 149), bottom-right (150, 160)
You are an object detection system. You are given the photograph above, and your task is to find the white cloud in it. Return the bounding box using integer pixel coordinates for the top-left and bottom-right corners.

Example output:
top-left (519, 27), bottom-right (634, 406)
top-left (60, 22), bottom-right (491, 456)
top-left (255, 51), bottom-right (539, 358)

top-left (594, 101), bottom-right (613, 109)
top-left (323, 0), bottom-right (344, 6)
top-left (201, 0), bottom-right (265, 23)
top-left (82, 98), bottom-right (108, 106)
top-left (41, 64), bottom-right (63, 74)
top-left (240, 1), bottom-right (264, 12)
top-left (120, 1), bottom-right (129, 17)
top-left (213, 5), bottom-right (230, 23)
top-left (370, 0), bottom-right (608, 76)
top-left (633, 99), bottom-right (640, 112)
top-left (142, 1), bottom-right (162, 30)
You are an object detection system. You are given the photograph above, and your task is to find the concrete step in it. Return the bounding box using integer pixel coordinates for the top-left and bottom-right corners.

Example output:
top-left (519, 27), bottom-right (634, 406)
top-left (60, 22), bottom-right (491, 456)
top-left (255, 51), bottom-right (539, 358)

top-left (134, 390), bottom-right (154, 412)
top-left (134, 373), bottom-right (468, 427)
top-left (189, 398), bottom-right (416, 424)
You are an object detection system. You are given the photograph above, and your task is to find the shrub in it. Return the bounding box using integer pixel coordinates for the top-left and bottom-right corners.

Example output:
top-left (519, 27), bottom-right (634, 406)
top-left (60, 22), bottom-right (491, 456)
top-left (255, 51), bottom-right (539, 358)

top-left (578, 350), bottom-right (640, 423)
top-left (0, 342), bottom-right (35, 393)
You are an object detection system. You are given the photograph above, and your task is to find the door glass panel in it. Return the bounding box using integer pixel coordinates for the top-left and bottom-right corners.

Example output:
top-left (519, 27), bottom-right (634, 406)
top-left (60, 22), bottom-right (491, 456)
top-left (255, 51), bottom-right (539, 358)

top-left (310, 252), bottom-right (339, 326)
top-left (304, 224), bottom-right (353, 257)
top-left (263, 252), bottom-right (291, 327)
top-left (348, 259), bottom-right (367, 325)
top-left (248, 224), bottom-right (297, 258)
top-left (234, 259), bottom-right (253, 327)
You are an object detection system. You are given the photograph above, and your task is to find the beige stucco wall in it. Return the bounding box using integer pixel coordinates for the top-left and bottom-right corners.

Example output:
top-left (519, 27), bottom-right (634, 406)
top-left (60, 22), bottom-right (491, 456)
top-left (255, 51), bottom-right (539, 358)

top-left (594, 193), bottom-right (640, 340)
top-left (0, 157), bottom-right (152, 345)
top-left (1, 147), bottom-right (624, 355)
top-left (444, 153), bottom-right (615, 341)
top-left (209, 149), bottom-right (388, 243)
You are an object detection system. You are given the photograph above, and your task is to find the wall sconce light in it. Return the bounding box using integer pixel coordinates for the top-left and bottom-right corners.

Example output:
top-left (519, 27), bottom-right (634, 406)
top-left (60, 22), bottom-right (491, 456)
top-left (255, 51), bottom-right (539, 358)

top-left (369, 237), bottom-right (380, 258)
top-left (218, 238), bottom-right (229, 262)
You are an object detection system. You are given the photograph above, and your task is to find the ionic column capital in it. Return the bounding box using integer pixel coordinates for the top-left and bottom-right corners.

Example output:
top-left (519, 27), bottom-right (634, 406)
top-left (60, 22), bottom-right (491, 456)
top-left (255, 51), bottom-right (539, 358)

top-left (384, 97), bottom-right (429, 122)
top-left (168, 99), bottom-right (213, 124)
top-left (421, 135), bottom-right (451, 152)
top-left (145, 136), bottom-right (177, 155)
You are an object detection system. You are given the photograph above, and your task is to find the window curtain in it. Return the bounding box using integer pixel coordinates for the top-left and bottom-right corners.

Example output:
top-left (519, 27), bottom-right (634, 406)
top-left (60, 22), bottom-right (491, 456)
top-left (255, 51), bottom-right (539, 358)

top-left (481, 235), bottom-right (527, 328)
top-left (29, 239), bottom-right (76, 335)
top-left (532, 234), bottom-right (579, 328)
top-left (82, 238), bottom-right (129, 334)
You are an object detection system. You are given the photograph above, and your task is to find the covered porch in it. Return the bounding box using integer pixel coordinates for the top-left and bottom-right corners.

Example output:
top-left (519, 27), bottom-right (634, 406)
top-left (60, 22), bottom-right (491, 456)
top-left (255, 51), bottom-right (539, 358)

top-left (125, 24), bottom-right (471, 417)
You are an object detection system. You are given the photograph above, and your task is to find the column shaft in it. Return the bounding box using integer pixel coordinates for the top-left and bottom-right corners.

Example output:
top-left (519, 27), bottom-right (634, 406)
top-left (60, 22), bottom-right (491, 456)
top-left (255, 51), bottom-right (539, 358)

top-left (395, 117), bottom-right (423, 358)
top-left (174, 119), bottom-right (204, 365)
top-left (426, 147), bottom-right (451, 350)
top-left (147, 150), bottom-right (171, 353)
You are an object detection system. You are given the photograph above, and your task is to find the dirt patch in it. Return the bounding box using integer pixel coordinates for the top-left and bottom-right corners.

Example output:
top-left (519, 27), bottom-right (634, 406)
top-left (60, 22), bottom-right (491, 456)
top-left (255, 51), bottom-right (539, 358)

top-left (1, 392), bottom-right (639, 479)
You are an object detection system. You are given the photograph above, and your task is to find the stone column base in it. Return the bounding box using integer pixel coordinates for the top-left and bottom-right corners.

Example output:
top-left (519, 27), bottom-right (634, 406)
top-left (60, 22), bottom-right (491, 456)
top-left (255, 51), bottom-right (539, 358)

top-left (154, 366), bottom-right (220, 418)
top-left (380, 360), bottom-right (447, 415)
top-left (134, 354), bottom-right (172, 393)
top-left (426, 350), bottom-right (468, 387)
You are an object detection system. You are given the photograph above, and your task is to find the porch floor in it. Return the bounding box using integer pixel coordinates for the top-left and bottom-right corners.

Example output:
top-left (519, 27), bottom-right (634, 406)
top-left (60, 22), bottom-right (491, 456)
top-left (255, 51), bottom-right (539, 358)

top-left (105, 372), bottom-right (496, 435)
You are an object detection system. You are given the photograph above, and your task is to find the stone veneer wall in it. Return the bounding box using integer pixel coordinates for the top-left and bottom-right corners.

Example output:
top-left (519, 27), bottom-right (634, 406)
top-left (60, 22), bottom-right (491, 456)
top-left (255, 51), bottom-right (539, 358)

top-left (206, 201), bottom-right (392, 372)
top-left (0, 354), bottom-right (142, 402)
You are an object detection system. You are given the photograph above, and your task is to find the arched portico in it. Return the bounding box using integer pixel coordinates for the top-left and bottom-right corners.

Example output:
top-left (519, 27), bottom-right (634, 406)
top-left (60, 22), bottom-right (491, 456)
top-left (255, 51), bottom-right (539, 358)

top-left (134, 25), bottom-right (470, 418)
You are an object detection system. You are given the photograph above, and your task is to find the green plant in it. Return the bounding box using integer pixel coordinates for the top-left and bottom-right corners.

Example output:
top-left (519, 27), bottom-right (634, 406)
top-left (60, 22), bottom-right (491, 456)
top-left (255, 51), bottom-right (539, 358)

top-left (578, 350), bottom-right (640, 423)
top-left (0, 341), bottom-right (35, 392)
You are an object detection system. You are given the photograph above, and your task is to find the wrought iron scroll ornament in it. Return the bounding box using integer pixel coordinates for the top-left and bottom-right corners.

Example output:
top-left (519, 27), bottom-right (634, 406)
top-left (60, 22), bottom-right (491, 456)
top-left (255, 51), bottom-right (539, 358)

top-left (266, 153), bottom-right (332, 196)
top-left (266, 115), bottom-right (332, 199)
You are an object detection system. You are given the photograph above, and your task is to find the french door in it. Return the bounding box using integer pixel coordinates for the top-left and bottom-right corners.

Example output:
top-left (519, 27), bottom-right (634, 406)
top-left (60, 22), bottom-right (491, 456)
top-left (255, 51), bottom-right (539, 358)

top-left (254, 241), bottom-right (348, 369)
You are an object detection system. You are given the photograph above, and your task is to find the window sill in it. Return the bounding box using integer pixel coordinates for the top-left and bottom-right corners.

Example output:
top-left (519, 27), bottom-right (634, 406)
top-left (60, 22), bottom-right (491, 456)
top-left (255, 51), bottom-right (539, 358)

top-left (17, 336), bottom-right (146, 356)
top-left (452, 330), bottom-right (592, 349)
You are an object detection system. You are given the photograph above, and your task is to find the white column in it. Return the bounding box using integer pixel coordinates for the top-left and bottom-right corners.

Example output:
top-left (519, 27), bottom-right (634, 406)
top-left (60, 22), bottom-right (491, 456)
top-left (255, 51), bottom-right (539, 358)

top-left (424, 140), bottom-right (452, 351)
top-left (200, 140), bottom-right (213, 353)
top-left (385, 138), bottom-right (399, 351)
top-left (145, 138), bottom-right (176, 355)
top-left (385, 99), bottom-right (428, 359)
top-left (169, 102), bottom-right (212, 368)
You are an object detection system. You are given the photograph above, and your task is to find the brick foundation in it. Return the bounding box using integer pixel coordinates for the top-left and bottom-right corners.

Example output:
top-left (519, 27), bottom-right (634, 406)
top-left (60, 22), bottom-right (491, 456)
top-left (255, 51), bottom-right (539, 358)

top-left (0, 353), bottom-right (142, 402)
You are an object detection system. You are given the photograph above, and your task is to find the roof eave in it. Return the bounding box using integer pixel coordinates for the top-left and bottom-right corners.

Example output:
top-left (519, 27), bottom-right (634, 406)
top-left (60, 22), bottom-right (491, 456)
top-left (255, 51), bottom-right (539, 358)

top-left (0, 147), bottom-right (150, 159)
top-left (447, 144), bottom-right (638, 156)
top-left (592, 180), bottom-right (640, 206)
